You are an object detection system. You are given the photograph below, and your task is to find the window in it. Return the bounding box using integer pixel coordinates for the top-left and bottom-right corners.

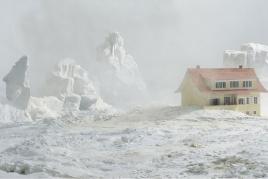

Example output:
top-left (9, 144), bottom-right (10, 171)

top-left (224, 97), bottom-right (231, 105)
top-left (230, 81), bottom-right (239, 88)
top-left (246, 97), bottom-right (250, 104)
top-left (210, 98), bottom-right (220, 105)
top-left (216, 82), bottom-right (226, 88)
top-left (246, 111), bottom-right (250, 115)
top-left (254, 97), bottom-right (258, 104)
top-left (231, 96), bottom-right (237, 105)
top-left (243, 81), bottom-right (253, 88)
top-left (238, 98), bottom-right (244, 105)
top-left (253, 111), bottom-right (257, 115)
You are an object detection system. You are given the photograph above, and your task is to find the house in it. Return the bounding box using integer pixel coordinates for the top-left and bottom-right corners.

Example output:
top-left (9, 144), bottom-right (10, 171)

top-left (178, 65), bottom-right (267, 116)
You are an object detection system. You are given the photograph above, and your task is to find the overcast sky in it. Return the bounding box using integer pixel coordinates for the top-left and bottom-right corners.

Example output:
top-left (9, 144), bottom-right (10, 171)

top-left (0, 0), bottom-right (268, 101)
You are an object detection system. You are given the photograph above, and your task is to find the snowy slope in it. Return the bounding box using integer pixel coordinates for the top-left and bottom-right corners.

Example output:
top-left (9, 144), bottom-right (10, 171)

top-left (0, 106), bottom-right (268, 178)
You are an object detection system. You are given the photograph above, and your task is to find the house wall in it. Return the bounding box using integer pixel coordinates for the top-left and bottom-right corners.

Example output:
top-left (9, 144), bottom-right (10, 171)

top-left (206, 92), bottom-right (261, 115)
top-left (181, 74), bottom-right (209, 106)
top-left (180, 74), bottom-right (261, 115)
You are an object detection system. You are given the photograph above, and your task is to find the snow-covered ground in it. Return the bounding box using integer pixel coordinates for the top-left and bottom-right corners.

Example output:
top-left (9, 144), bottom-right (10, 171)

top-left (0, 105), bottom-right (268, 178)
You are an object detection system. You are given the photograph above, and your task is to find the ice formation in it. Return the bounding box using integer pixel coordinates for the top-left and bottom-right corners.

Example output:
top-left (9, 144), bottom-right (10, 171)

top-left (43, 59), bottom-right (115, 113)
top-left (63, 94), bottom-right (81, 111)
top-left (27, 96), bottom-right (63, 119)
top-left (241, 43), bottom-right (268, 68)
top-left (2, 56), bottom-right (30, 110)
top-left (0, 102), bottom-right (31, 124)
top-left (96, 32), bottom-right (147, 108)
top-left (44, 59), bottom-right (97, 99)
top-left (223, 43), bottom-right (268, 70)
top-left (223, 50), bottom-right (247, 68)
top-left (79, 95), bottom-right (97, 110)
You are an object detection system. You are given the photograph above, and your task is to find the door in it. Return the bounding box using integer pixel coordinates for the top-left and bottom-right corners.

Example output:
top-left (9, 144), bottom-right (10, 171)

top-left (224, 97), bottom-right (231, 105)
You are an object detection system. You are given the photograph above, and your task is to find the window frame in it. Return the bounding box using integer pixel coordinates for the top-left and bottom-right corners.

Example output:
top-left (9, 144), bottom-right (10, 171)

top-left (238, 98), bottom-right (244, 105)
top-left (224, 97), bottom-right (231, 105)
top-left (246, 97), bottom-right (250, 104)
top-left (243, 80), bottom-right (253, 88)
top-left (215, 81), bottom-right (226, 89)
top-left (230, 81), bottom-right (239, 88)
top-left (254, 97), bottom-right (258, 104)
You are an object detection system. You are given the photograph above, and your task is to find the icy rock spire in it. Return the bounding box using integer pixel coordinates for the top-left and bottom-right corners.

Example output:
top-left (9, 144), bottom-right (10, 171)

top-left (96, 32), bottom-right (147, 108)
top-left (3, 56), bottom-right (30, 110)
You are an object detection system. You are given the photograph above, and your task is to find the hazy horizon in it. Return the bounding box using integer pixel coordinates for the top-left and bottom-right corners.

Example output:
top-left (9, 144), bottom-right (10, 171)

top-left (1, 0), bottom-right (268, 104)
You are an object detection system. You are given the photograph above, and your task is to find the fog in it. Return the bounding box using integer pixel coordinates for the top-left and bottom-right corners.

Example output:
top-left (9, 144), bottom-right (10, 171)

top-left (1, 0), bottom-right (268, 104)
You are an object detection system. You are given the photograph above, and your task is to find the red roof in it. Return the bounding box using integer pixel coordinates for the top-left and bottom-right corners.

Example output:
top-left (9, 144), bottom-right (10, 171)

top-left (180, 67), bottom-right (267, 94)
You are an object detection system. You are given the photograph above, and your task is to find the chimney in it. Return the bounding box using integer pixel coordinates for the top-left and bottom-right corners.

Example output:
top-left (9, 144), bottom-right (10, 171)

top-left (196, 65), bottom-right (200, 69)
top-left (239, 65), bottom-right (243, 69)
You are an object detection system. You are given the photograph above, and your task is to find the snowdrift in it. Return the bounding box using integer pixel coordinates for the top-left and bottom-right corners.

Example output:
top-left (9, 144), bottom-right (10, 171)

top-left (27, 96), bottom-right (63, 120)
top-left (0, 102), bottom-right (31, 124)
top-left (0, 106), bottom-right (267, 178)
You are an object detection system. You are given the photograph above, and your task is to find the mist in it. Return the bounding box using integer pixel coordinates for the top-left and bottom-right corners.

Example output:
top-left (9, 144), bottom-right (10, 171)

top-left (2, 1), bottom-right (268, 178)
top-left (1, 0), bottom-right (268, 104)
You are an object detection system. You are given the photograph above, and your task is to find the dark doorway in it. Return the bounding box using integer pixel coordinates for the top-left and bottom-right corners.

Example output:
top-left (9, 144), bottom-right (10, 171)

top-left (210, 98), bottom-right (220, 105)
top-left (224, 97), bottom-right (231, 105)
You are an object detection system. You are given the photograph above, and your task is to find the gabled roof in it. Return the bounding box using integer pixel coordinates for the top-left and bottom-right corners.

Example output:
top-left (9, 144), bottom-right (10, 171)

top-left (178, 67), bottom-right (267, 94)
top-left (198, 68), bottom-right (258, 80)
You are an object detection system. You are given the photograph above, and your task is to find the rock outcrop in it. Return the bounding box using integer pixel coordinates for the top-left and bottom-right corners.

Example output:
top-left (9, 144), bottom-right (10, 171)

top-left (3, 56), bottom-right (30, 110)
top-left (96, 32), bottom-right (147, 108)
